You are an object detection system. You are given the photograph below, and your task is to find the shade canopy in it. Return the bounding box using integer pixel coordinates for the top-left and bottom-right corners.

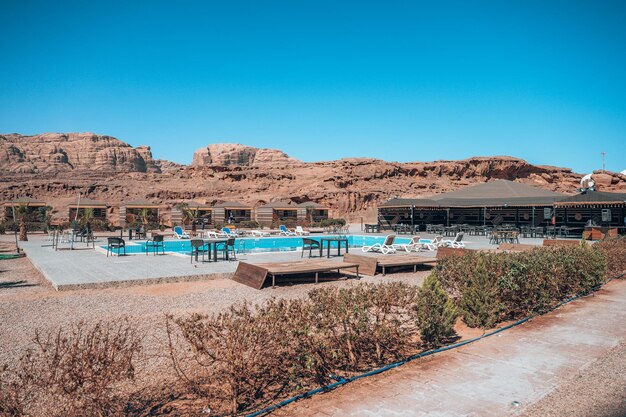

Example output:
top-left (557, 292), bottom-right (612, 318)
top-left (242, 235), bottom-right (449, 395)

top-left (380, 180), bottom-right (566, 208)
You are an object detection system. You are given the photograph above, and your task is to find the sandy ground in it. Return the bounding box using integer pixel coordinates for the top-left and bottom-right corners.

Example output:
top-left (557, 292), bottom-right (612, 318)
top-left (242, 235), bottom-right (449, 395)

top-left (1, 255), bottom-right (624, 416)
top-left (520, 340), bottom-right (626, 417)
top-left (0, 255), bottom-right (429, 384)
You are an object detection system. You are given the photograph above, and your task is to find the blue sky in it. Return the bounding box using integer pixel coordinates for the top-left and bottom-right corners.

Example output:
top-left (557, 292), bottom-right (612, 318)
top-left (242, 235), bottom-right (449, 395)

top-left (1, 0), bottom-right (625, 173)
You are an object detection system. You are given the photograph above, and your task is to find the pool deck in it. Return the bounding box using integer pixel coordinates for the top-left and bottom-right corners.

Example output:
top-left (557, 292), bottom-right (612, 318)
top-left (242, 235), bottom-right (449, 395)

top-left (17, 232), bottom-right (547, 290)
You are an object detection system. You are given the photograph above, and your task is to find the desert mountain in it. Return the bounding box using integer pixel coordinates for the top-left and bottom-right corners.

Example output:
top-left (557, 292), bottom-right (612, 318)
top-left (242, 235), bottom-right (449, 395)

top-left (1, 132), bottom-right (625, 222)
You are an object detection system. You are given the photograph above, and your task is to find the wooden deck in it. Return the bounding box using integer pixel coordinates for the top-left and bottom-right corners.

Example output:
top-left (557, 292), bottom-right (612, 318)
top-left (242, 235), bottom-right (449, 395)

top-left (344, 253), bottom-right (438, 276)
top-left (232, 259), bottom-right (361, 289)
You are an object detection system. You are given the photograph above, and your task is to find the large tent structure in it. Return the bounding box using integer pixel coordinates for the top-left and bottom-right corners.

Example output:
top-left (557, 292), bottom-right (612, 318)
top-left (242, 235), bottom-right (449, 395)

top-left (378, 180), bottom-right (567, 230)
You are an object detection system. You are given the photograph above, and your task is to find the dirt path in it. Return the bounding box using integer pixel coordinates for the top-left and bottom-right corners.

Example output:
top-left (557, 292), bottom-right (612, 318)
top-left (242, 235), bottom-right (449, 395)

top-left (275, 279), bottom-right (626, 417)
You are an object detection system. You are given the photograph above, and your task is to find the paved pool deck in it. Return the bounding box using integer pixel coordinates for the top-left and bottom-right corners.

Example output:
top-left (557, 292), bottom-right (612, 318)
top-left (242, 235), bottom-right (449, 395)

top-left (17, 232), bottom-right (547, 290)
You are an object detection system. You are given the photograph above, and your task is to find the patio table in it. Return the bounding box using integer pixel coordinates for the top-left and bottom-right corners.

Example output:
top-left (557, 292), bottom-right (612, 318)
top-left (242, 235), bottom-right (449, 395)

top-left (197, 238), bottom-right (229, 262)
top-left (317, 237), bottom-right (349, 258)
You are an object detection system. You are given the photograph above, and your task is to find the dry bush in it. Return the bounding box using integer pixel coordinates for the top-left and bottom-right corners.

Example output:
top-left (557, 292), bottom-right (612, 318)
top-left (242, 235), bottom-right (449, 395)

top-left (166, 282), bottom-right (420, 415)
top-left (432, 245), bottom-right (607, 328)
top-left (0, 320), bottom-right (142, 417)
top-left (595, 237), bottom-right (626, 279)
top-left (166, 300), bottom-right (301, 415)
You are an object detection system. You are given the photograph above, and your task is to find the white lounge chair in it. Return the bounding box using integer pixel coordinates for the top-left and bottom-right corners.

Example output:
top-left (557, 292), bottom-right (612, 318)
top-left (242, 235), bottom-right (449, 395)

top-left (392, 236), bottom-right (424, 252)
top-left (421, 235), bottom-right (445, 251)
top-left (295, 226), bottom-right (309, 236)
top-left (279, 225), bottom-right (296, 236)
top-left (444, 232), bottom-right (466, 248)
top-left (250, 230), bottom-right (270, 237)
top-left (173, 226), bottom-right (190, 239)
top-left (362, 234), bottom-right (397, 254)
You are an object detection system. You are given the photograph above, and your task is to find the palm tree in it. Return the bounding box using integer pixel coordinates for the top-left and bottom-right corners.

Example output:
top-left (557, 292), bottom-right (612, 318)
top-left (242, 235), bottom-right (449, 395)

top-left (15, 204), bottom-right (29, 241)
top-left (138, 208), bottom-right (150, 228)
top-left (179, 203), bottom-right (199, 233)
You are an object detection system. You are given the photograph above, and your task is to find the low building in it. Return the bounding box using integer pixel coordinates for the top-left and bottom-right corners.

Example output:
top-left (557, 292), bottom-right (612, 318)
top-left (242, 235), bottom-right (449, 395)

top-left (67, 198), bottom-right (108, 223)
top-left (378, 180), bottom-right (566, 230)
top-left (297, 201), bottom-right (329, 225)
top-left (213, 201), bottom-right (253, 225)
top-left (256, 201), bottom-right (299, 227)
top-left (119, 200), bottom-right (161, 227)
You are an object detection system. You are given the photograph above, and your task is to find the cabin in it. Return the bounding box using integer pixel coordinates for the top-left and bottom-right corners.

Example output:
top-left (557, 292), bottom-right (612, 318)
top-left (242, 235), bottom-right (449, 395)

top-left (297, 201), bottom-right (330, 225)
top-left (213, 201), bottom-right (253, 225)
top-left (3, 198), bottom-right (49, 231)
top-left (171, 202), bottom-right (213, 227)
top-left (256, 201), bottom-right (299, 227)
top-left (67, 198), bottom-right (108, 223)
top-left (119, 200), bottom-right (161, 228)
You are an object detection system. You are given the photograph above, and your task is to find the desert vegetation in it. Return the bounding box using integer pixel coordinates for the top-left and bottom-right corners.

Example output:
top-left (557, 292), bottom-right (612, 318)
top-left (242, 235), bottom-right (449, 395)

top-left (0, 239), bottom-right (624, 416)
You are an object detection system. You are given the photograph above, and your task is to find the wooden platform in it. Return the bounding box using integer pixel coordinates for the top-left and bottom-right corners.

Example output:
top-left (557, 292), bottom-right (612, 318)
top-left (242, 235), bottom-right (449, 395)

top-left (232, 259), bottom-right (361, 289)
top-left (543, 239), bottom-right (581, 247)
top-left (344, 253), bottom-right (438, 276)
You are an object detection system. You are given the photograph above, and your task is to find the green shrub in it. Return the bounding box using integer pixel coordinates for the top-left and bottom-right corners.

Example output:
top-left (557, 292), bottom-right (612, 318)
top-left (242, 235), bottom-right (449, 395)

top-left (434, 245), bottom-right (607, 328)
top-left (414, 275), bottom-right (457, 347)
top-left (320, 218), bottom-right (346, 227)
top-left (458, 253), bottom-right (502, 328)
top-left (238, 220), bottom-right (260, 229)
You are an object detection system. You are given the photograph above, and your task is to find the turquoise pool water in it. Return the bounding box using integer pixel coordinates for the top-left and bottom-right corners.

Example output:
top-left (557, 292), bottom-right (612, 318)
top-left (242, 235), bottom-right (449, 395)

top-left (102, 235), bottom-right (415, 255)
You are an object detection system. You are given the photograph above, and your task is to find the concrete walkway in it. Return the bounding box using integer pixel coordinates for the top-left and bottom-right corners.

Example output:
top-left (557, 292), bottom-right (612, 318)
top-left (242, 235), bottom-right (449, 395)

top-left (280, 279), bottom-right (626, 417)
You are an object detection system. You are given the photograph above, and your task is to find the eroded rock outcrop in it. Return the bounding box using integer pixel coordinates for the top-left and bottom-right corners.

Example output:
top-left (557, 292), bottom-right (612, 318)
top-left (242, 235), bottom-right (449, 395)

top-left (191, 143), bottom-right (297, 167)
top-left (1, 133), bottom-right (625, 222)
top-left (0, 133), bottom-right (161, 173)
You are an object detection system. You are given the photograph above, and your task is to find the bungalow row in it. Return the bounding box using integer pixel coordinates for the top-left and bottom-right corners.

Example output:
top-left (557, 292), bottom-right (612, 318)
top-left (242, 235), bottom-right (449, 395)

top-left (378, 180), bottom-right (626, 233)
top-left (1, 198), bottom-right (330, 228)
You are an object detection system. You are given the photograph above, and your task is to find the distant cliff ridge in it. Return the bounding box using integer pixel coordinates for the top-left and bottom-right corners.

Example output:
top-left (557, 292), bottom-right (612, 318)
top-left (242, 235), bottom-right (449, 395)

top-left (1, 132), bottom-right (625, 220)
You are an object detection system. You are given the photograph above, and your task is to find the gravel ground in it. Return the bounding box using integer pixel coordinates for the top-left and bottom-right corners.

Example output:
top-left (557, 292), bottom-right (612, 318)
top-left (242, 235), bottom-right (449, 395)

top-left (0, 255), bottom-right (429, 383)
top-left (520, 339), bottom-right (626, 417)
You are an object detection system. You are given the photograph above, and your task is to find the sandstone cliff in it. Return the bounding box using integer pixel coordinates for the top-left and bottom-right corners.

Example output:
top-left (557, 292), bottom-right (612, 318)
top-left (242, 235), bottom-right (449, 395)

top-left (191, 143), bottom-right (297, 166)
top-left (1, 133), bottom-right (625, 222)
top-left (0, 133), bottom-right (162, 174)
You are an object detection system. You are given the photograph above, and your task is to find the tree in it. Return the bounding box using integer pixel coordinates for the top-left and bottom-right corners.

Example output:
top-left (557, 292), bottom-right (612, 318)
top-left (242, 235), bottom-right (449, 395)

top-left (15, 204), bottom-right (29, 242)
top-left (414, 274), bottom-right (458, 347)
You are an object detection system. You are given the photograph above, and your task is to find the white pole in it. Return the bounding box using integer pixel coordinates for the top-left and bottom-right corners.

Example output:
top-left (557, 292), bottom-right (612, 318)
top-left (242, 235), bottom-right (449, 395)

top-left (71, 194), bottom-right (80, 250)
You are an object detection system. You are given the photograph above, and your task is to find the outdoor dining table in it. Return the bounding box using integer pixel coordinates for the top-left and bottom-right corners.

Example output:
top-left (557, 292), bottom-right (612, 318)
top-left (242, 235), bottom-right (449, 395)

top-left (317, 237), bottom-right (349, 258)
top-left (197, 238), bottom-right (229, 262)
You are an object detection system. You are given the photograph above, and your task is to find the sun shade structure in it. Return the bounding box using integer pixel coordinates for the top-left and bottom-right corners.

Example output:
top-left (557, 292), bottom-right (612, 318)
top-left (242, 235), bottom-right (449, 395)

top-left (67, 198), bottom-right (108, 222)
top-left (553, 190), bottom-right (626, 230)
top-left (213, 201), bottom-right (253, 225)
top-left (378, 180), bottom-right (567, 230)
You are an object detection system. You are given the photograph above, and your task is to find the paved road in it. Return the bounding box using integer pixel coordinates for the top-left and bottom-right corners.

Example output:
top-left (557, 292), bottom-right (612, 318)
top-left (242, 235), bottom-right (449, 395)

top-left (278, 279), bottom-right (626, 417)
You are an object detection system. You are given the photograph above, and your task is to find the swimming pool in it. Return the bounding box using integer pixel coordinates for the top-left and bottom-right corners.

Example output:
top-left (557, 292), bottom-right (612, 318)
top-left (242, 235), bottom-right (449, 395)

top-left (102, 235), bottom-right (416, 255)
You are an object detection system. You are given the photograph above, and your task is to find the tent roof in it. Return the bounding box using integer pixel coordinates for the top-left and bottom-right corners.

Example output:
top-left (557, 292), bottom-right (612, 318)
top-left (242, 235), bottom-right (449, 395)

top-left (555, 190), bottom-right (626, 205)
top-left (380, 180), bottom-right (566, 208)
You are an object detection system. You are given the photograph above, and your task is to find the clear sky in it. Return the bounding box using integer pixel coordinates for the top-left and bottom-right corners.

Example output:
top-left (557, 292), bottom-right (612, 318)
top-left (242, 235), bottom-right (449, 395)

top-left (1, 0), bottom-right (625, 173)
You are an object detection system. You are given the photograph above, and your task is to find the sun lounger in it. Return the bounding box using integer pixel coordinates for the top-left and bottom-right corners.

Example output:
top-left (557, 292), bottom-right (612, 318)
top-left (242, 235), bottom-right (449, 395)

top-left (173, 226), bottom-right (190, 239)
top-left (444, 232), bottom-right (466, 248)
top-left (250, 230), bottom-right (271, 237)
top-left (362, 234), bottom-right (397, 254)
top-left (295, 226), bottom-right (309, 236)
top-left (279, 225), bottom-right (296, 236)
top-left (221, 227), bottom-right (239, 237)
top-left (392, 236), bottom-right (426, 252)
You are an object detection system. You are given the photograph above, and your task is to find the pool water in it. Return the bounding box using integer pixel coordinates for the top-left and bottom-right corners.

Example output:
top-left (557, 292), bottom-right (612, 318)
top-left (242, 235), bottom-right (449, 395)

top-left (102, 235), bottom-right (416, 255)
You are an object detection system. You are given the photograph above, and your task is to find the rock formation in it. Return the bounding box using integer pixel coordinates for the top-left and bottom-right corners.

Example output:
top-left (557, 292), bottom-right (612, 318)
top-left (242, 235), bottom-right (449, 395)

top-left (1, 133), bottom-right (625, 223)
top-left (191, 143), bottom-right (297, 167)
top-left (0, 133), bottom-right (162, 174)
